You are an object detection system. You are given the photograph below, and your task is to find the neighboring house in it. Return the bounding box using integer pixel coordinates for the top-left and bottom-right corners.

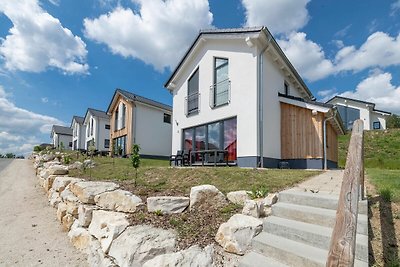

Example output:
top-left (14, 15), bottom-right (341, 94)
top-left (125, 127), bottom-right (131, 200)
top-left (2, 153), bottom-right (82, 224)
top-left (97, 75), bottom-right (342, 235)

top-left (326, 96), bottom-right (391, 130)
top-left (83, 108), bottom-right (110, 153)
top-left (106, 88), bottom-right (172, 157)
top-left (164, 27), bottom-right (345, 169)
top-left (50, 125), bottom-right (72, 150)
top-left (70, 116), bottom-right (86, 151)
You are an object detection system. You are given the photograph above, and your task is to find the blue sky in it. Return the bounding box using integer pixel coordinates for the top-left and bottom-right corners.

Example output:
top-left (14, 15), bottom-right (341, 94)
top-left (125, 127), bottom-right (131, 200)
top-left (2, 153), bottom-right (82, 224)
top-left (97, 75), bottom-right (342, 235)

top-left (0, 0), bottom-right (399, 155)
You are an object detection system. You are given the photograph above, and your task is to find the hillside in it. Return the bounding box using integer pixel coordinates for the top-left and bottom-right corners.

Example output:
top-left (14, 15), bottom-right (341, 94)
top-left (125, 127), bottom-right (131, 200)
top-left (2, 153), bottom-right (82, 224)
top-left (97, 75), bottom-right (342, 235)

top-left (338, 128), bottom-right (400, 169)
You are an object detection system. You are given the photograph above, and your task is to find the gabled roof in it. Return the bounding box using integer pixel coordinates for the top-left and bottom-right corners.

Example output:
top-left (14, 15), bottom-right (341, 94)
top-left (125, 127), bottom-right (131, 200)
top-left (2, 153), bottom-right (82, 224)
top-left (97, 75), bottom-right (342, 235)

top-left (51, 125), bottom-right (72, 137)
top-left (326, 96), bottom-right (391, 115)
top-left (164, 26), bottom-right (314, 100)
top-left (70, 116), bottom-right (84, 127)
top-left (84, 108), bottom-right (109, 124)
top-left (106, 88), bottom-right (172, 114)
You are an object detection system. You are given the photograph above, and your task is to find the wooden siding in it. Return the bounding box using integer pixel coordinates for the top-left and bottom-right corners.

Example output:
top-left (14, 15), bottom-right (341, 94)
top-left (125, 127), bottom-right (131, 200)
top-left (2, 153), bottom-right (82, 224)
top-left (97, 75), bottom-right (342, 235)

top-left (109, 95), bottom-right (134, 154)
top-left (281, 102), bottom-right (338, 162)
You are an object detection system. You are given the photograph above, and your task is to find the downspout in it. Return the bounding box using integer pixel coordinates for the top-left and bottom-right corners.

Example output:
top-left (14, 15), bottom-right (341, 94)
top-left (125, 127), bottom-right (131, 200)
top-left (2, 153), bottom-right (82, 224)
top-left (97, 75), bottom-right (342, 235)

top-left (257, 32), bottom-right (271, 168)
top-left (323, 108), bottom-right (337, 170)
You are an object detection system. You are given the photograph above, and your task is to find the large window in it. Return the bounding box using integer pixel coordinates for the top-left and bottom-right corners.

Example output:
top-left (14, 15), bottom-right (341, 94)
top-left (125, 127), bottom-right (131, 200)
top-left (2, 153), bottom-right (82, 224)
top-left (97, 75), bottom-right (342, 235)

top-left (164, 113), bottom-right (171, 124)
top-left (182, 117), bottom-right (237, 161)
top-left (90, 118), bottom-right (94, 135)
top-left (186, 68), bottom-right (199, 115)
top-left (105, 124), bottom-right (110, 130)
top-left (121, 103), bottom-right (126, 129)
top-left (104, 139), bottom-right (110, 149)
top-left (113, 135), bottom-right (126, 156)
top-left (373, 121), bottom-right (381, 129)
top-left (212, 58), bottom-right (230, 107)
top-left (337, 105), bottom-right (361, 130)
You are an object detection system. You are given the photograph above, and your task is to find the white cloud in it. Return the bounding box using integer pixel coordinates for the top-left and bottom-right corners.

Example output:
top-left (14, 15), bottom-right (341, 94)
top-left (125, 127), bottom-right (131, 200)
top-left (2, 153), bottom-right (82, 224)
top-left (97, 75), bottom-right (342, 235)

top-left (41, 97), bottom-right (49, 103)
top-left (335, 32), bottom-right (400, 73)
top-left (278, 32), bottom-right (335, 82)
top-left (0, 0), bottom-right (88, 74)
top-left (48, 0), bottom-right (60, 6)
top-left (340, 72), bottom-right (400, 114)
top-left (391, 0), bottom-right (400, 16)
top-left (242, 0), bottom-right (310, 35)
top-left (0, 85), bottom-right (64, 156)
top-left (334, 24), bottom-right (352, 38)
top-left (83, 0), bottom-right (213, 71)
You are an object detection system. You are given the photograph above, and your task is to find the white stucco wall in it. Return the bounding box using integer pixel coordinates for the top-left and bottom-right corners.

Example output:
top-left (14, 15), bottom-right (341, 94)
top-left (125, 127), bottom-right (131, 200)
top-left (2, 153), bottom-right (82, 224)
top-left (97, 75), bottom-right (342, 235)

top-left (85, 114), bottom-right (110, 151)
top-left (53, 133), bottom-right (72, 150)
top-left (72, 122), bottom-right (86, 150)
top-left (171, 38), bottom-right (258, 158)
top-left (370, 112), bottom-right (387, 130)
top-left (134, 102), bottom-right (172, 156)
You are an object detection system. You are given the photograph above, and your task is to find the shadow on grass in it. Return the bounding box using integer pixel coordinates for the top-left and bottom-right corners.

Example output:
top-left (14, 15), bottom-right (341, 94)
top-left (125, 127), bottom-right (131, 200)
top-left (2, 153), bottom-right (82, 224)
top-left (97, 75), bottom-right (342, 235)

top-left (368, 195), bottom-right (399, 266)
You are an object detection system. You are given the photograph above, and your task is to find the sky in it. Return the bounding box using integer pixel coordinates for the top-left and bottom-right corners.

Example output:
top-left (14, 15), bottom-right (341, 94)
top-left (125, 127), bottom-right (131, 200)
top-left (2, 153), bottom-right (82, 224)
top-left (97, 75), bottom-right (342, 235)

top-left (0, 0), bottom-right (400, 156)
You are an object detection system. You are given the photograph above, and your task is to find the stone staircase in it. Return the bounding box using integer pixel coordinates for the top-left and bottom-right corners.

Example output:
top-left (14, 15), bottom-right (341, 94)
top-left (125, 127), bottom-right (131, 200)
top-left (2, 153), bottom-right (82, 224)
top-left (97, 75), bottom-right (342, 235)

top-left (239, 189), bottom-right (369, 267)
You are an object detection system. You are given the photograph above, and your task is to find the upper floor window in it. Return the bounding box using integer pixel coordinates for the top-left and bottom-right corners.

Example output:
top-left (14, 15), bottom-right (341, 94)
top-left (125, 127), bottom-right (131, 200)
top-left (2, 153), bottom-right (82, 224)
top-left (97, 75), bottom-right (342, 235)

top-left (121, 103), bottom-right (126, 129)
top-left (105, 124), bottom-right (110, 130)
top-left (211, 58), bottom-right (230, 108)
top-left (186, 68), bottom-right (199, 116)
top-left (114, 109), bottom-right (119, 131)
top-left (284, 82), bottom-right (290, 96)
top-left (90, 118), bottom-right (94, 135)
top-left (164, 113), bottom-right (171, 124)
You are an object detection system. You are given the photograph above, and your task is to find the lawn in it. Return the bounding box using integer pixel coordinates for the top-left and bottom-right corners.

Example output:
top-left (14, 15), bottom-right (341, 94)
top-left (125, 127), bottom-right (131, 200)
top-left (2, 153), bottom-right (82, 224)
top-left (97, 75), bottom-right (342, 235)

top-left (67, 155), bottom-right (320, 197)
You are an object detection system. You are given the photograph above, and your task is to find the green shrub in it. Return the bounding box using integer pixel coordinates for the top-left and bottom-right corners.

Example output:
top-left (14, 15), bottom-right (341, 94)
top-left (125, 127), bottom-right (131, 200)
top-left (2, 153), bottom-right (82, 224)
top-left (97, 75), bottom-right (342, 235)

top-left (380, 188), bottom-right (393, 202)
top-left (247, 185), bottom-right (268, 199)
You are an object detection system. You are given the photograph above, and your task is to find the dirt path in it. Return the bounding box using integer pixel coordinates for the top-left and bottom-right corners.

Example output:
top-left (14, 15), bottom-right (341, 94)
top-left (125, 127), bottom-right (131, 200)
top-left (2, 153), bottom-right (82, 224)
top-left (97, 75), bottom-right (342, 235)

top-left (0, 159), bottom-right (87, 267)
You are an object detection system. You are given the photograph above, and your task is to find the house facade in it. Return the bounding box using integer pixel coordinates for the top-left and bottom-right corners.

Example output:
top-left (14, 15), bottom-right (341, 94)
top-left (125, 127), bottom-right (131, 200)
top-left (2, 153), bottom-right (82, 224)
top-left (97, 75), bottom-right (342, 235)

top-left (50, 125), bottom-right (72, 150)
top-left (107, 89), bottom-right (172, 157)
top-left (70, 116), bottom-right (86, 151)
top-left (165, 27), bottom-right (344, 169)
top-left (83, 108), bottom-right (110, 153)
top-left (326, 96), bottom-right (391, 130)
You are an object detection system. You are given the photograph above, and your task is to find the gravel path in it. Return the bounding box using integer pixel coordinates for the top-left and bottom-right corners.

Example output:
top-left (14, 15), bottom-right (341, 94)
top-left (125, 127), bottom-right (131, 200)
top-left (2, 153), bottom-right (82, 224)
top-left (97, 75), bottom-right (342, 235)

top-left (0, 159), bottom-right (87, 267)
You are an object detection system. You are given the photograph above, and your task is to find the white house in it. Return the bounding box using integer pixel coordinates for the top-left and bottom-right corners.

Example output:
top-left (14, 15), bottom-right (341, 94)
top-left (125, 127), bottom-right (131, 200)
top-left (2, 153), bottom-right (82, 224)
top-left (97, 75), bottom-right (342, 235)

top-left (165, 27), bottom-right (344, 169)
top-left (83, 108), bottom-right (110, 153)
top-left (106, 88), bottom-right (172, 158)
top-left (70, 116), bottom-right (86, 151)
top-left (326, 96), bottom-right (391, 130)
top-left (50, 125), bottom-right (72, 150)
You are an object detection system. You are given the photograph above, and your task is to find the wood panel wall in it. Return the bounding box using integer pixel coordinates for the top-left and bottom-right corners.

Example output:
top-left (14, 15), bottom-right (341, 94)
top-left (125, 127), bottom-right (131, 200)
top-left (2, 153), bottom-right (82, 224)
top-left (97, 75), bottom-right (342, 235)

top-left (109, 95), bottom-right (134, 154)
top-left (281, 102), bottom-right (338, 162)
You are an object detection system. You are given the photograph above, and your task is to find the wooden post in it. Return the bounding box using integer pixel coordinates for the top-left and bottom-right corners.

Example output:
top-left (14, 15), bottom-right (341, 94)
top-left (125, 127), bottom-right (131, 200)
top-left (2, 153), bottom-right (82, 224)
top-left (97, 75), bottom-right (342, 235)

top-left (326, 119), bottom-right (364, 267)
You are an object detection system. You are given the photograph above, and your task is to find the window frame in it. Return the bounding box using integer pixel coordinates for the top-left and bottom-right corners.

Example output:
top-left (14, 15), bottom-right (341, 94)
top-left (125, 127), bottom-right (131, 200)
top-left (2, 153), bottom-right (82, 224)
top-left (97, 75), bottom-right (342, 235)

top-left (163, 113), bottom-right (171, 124)
top-left (212, 57), bottom-right (230, 108)
top-left (373, 121), bottom-right (381, 129)
top-left (186, 67), bottom-right (200, 116)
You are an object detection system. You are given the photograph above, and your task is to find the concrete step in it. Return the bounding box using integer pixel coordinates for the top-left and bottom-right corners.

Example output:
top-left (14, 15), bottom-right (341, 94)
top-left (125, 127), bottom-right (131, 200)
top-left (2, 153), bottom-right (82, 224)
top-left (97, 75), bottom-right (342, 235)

top-left (278, 190), bottom-right (368, 215)
top-left (239, 251), bottom-right (289, 267)
top-left (252, 232), bottom-right (368, 267)
top-left (272, 202), bottom-right (368, 235)
top-left (263, 216), bottom-right (368, 262)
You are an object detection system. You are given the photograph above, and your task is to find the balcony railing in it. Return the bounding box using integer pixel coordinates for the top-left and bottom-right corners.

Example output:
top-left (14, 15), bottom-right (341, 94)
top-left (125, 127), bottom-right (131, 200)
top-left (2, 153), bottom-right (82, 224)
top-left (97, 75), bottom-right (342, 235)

top-left (210, 79), bottom-right (231, 108)
top-left (185, 92), bottom-right (200, 116)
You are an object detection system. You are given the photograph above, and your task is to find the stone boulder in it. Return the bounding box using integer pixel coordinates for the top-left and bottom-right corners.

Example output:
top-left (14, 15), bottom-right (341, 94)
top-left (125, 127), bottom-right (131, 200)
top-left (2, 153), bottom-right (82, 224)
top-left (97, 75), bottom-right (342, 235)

top-left (48, 165), bottom-right (69, 175)
top-left (67, 161), bottom-right (83, 171)
top-left (88, 210), bottom-right (129, 253)
top-left (262, 193), bottom-right (278, 207)
top-left (78, 204), bottom-right (98, 227)
top-left (87, 238), bottom-right (118, 267)
top-left (57, 202), bottom-right (67, 222)
top-left (61, 214), bottom-right (75, 231)
top-left (68, 220), bottom-right (94, 251)
top-left (48, 189), bottom-right (61, 208)
top-left (215, 214), bottom-right (263, 255)
top-left (242, 200), bottom-right (261, 218)
top-left (142, 245), bottom-right (214, 267)
top-left (83, 159), bottom-right (96, 168)
top-left (69, 181), bottom-right (119, 204)
top-left (41, 153), bottom-right (55, 162)
top-left (94, 189), bottom-right (143, 213)
top-left (147, 196), bottom-right (189, 214)
top-left (189, 185), bottom-right (228, 211)
top-left (227, 190), bottom-right (250, 205)
top-left (43, 160), bottom-right (61, 169)
top-left (51, 176), bottom-right (83, 193)
top-left (108, 225), bottom-right (176, 267)
top-left (43, 175), bottom-right (57, 192)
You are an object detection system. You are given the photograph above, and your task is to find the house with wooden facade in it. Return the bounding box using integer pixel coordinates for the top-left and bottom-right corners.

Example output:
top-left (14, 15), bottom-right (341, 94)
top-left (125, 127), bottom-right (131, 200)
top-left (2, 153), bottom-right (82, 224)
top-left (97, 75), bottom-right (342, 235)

top-left (164, 27), bottom-right (345, 169)
top-left (70, 116), bottom-right (86, 151)
top-left (106, 88), bottom-right (172, 158)
top-left (50, 125), bottom-right (72, 150)
top-left (326, 96), bottom-right (391, 131)
top-left (83, 108), bottom-right (110, 153)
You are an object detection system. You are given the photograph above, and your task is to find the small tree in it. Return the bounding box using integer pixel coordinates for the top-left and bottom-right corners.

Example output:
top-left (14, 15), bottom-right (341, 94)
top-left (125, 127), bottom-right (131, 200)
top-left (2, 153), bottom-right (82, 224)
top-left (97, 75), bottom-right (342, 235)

top-left (59, 141), bottom-right (65, 151)
top-left (5, 153), bottom-right (15, 158)
top-left (88, 140), bottom-right (96, 158)
top-left (130, 144), bottom-right (140, 187)
top-left (387, 114), bottom-right (400, 129)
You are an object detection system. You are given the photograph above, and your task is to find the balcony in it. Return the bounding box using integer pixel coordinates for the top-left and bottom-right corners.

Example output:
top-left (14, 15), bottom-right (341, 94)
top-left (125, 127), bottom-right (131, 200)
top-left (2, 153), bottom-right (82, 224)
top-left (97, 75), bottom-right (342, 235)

top-left (210, 79), bottom-right (230, 108)
top-left (185, 92), bottom-right (200, 116)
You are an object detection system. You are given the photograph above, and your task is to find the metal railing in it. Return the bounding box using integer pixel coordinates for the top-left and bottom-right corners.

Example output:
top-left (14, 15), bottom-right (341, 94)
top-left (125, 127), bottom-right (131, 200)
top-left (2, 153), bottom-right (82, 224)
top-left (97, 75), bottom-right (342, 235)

top-left (326, 119), bottom-right (365, 267)
top-left (184, 92), bottom-right (200, 116)
top-left (210, 79), bottom-right (231, 108)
